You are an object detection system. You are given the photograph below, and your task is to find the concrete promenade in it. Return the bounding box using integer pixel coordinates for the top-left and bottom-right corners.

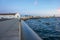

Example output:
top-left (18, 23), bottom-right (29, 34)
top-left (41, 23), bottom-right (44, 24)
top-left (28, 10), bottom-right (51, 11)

top-left (0, 19), bottom-right (20, 40)
top-left (0, 19), bottom-right (42, 40)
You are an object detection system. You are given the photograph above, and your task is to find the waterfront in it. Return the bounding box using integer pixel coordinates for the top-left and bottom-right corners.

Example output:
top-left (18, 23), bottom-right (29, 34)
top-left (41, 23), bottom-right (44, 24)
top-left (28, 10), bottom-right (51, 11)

top-left (25, 17), bottom-right (60, 40)
top-left (0, 19), bottom-right (20, 40)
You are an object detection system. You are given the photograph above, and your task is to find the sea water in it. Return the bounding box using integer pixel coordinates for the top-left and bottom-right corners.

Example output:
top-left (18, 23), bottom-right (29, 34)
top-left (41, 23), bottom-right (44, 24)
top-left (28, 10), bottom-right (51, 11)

top-left (25, 17), bottom-right (60, 40)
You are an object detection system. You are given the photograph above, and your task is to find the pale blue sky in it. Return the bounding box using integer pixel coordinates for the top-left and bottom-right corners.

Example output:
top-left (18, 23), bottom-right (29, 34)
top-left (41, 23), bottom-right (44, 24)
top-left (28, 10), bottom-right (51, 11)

top-left (0, 0), bottom-right (60, 16)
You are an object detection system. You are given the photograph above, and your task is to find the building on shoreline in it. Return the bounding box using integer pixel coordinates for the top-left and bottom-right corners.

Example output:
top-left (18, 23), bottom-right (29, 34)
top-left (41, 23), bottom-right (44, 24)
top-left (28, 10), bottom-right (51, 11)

top-left (0, 12), bottom-right (20, 19)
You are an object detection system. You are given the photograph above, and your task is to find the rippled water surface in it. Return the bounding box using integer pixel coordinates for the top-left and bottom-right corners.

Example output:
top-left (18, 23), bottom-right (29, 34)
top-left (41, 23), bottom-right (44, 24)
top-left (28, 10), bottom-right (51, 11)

top-left (25, 17), bottom-right (60, 40)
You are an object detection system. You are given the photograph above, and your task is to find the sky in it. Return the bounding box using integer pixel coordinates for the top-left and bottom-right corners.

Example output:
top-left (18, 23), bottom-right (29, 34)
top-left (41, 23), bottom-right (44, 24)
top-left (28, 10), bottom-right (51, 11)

top-left (0, 0), bottom-right (60, 16)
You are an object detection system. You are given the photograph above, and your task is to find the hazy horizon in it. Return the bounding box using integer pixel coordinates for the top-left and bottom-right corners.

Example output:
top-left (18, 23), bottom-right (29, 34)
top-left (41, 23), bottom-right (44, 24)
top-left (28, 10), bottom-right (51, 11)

top-left (0, 0), bottom-right (60, 16)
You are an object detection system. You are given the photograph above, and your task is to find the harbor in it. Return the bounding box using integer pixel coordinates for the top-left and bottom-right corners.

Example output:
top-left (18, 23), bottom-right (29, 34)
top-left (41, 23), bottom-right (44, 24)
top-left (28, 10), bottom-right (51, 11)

top-left (0, 0), bottom-right (60, 40)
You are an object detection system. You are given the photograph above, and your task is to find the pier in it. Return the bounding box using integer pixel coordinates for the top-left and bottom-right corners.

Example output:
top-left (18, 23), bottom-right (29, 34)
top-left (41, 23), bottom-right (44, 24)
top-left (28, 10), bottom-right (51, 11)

top-left (0, 18), bottom-right (42, 40)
